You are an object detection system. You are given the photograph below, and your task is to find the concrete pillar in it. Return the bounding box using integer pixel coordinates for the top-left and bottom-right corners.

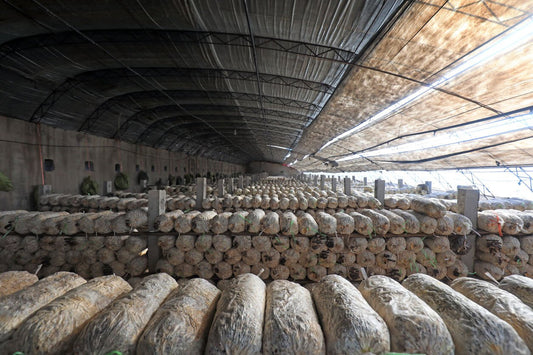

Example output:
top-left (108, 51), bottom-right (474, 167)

top-left (140, 179), bottom-right (148, 189)
top-left (103, 181), bottom-right (113, 195)
top-left (398, 179), bottom-right (404, 188)
top-left (425, 181), bottom-right (432, 194)
top-left (374, 179), bottom-right (385, 205)
top-left (148, 189), bottom-right (166, 272)
top-left (238, 176), bottom-right (244, 189)
top-left (217, 179), bottom-right (225, 196)
top-left (457, 186), bottom-right (480, 271)
top-left (344, 177), bottom-right (351, 195)
top-left (363, 177), bottom-right (368, 186)
top-left (332, 178), bottom-right (337, 192)
top-left (320, 175), bottom-right (325, 190)
top-left (195, 177), bottom-right (207, 209)
top-left (313, 175), bottom-right (318, 187)
top-left (245, 176), bottom-right (251, 187)
top-left (228, 178), bottom-right (234, 194)
top-left (38, 184), bottom-right (52, 196)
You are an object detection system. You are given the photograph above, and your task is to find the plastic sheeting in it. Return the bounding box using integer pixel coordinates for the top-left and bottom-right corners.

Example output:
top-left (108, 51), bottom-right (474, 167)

top-left (294, 0), bottom-right (533, 171)
top-left (0, 0), bottom-right (404, 164)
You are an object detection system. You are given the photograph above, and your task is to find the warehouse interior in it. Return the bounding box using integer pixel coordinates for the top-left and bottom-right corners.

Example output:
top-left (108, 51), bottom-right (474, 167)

top-left (1, 1), bottom-right (533, 353)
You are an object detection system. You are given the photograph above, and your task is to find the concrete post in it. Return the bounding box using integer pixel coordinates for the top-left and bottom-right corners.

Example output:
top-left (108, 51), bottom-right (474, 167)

top-left (148, 189), bottom-right (166, 272)
top-left (313, 175), bottom-right (318, 187)
top-left (140, 179), bottom-right (148, 189)
top-left (374, 179), bottom-right (385, 205)
top-left (363, 177), bottom-right (367, 186)
top-left (38, 184), bottom-right (52, 196)
top-left (320, 175), bottom-right (325, 190)
top-left (195, 177), bottom-right (206, 209)
top-left (425, 181), bottom-right (432, 194)
top-left (228, 178), bottom-right (234, 194)
top-left (344, 177), bottom-right (351, 195)
top-left (332, 178), bottom-right (337, 192)
top-left (245, 176), bottom-right (251, 187)
top-left (457, 186), bottom-right (479, 271)
top-left (238, 176), bottom-right (244, 189)
top-left (104, 181), bottom-right (113, 195)
top-left (37, 185), bottom-right (52, 208)
top-left (217, 179), bottom-right (225, 196)
top-left (398, 179), bottom-right (404, 189)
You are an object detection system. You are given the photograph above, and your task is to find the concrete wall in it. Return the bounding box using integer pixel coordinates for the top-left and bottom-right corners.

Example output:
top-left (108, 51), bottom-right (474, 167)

top-left (0, 116), bottom-right (245, 210)
top-left (247, 161), bottom-right (299, 176)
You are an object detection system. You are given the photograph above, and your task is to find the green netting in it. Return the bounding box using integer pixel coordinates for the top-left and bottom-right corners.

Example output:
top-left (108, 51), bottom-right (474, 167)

top-left (0, 172), bottom-right (13, 192)
top-left (80, 176), bottom-right (98, 195)
top-left (114, 172), bottom-right (129, 190)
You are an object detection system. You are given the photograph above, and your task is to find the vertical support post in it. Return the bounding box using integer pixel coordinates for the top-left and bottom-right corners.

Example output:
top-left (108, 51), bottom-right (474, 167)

top-left (195, 177), bottom-right (206, 209)
top-left (238, 176), bottom-right (244, 189)
top-left (320, 175), bottom-right (325, 190)
top-left (457, 186), bottom-right (479, 271)
top-left (374, 179), bottom-right (385, 205)
top-left (363, 177), bottom-right (368, 186)
top-left (425, 181), bottom-right (432, 194)
top-left (313, 175), bottom-right (318, 187)
top-left (245, 176), bottom-right (251, 187)
top-left (228, 178), bottom-right (234, 194)
top-left (217, 179), bottom-right (225, 196)
top-left (38, 184), bottom-right (52, 196)
top-left (332, 178), bottom-right (337, 192)
top-left (37, 185), bottom-right (52, 209)
top-left (398, 179), bottom-right (404, 189)
top-left (103, 181), bottom-right (113, 195)
top-left (344, 177), bottom-right (351, 195)
top-left (148, 189), bottom-right (166, 273)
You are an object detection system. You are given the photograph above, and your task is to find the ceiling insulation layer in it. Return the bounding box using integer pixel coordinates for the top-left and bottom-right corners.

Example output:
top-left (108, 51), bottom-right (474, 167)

top-left (0, 0), bottom-right (404, 165)
top-left (294, 0), bottom-right (533, 171)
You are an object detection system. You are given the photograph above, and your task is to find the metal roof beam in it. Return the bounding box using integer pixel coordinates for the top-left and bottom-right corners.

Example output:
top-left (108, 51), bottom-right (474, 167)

top-left (113, 103), bottom-right (307, 138)
top-left (79, 89), bottom-right (320, 132)
top-left (0, 29), bottom-right (357, 64)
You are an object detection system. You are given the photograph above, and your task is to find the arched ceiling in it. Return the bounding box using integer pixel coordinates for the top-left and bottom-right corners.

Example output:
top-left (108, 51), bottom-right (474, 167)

top-left (1, 0), bottom-right (531, 170)
top-left (0, 0), bottom-right (405, 164)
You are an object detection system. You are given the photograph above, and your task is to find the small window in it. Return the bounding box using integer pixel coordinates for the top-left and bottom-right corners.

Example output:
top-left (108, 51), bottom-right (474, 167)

top-left (115, 163), bottom-right (121, 172)
top-left (164, 165), bottom-right (167, 172)
top-left (151, 165), bottom-right (155, 172)
top-left (44, 159), bottom-right (55, 172)
top-left (135, 164), bottom-right (140, 172)
top-left (84, 161), bottom-right (94, 171)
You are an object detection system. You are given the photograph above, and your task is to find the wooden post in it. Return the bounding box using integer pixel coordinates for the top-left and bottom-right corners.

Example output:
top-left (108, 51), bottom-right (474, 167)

top-left (313, 175), bottom-right (318, 186)
top-left (320, 175), bottom-right (325, 190)
top-left (457, 186), bottom-right (479, 271)
top-left (148, 189), bottom-right (166, 273)
top-left (363, 177), bottom-right (368, 186)
top-left (217, 178), bottom-right (225, 196)
top-left (196, 177), bottom-right (206, 209)
top-left (344, 177), bottom-right (351, 195)
top-left (374, 179), bottom-right (385, 205)
top-left (332, 177), bottom-right (337, 192)
top-left (245, 176), bottom-right (251, 187)
top-left (238, 176), bottom-right (244, 189)
top-left (398, 179), bottom-right (404, 189)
